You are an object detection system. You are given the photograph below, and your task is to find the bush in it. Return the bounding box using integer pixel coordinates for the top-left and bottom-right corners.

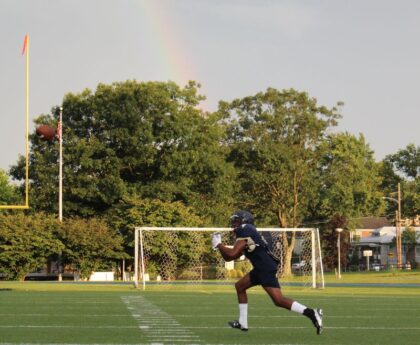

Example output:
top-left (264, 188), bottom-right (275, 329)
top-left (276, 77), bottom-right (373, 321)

top-left (58, 217), bottom-right (126, 279)
top-left (0, 213), bottom-right (63, 280)
top-left (235, 261), bottom-right (252, 275)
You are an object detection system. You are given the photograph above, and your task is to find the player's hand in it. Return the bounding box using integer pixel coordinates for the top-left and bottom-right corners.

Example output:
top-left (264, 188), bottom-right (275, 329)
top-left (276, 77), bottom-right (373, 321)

top-left (212, 233), bottom-right (222, 250)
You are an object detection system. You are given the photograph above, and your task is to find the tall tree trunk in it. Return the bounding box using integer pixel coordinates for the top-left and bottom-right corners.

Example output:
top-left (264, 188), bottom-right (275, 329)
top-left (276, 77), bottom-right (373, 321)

top-left (280, 232), bottom-right (296, 277)
top-left (277, 172), bottom-right (300, 277)
top-left (277, 206), bottom-right (296, 277)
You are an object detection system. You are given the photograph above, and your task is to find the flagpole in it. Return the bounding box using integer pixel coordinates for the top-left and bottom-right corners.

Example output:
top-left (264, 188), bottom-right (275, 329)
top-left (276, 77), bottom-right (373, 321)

top-left (58, 106), bottom-right (63, 282)
top-left (25, 36), bottom-right (29, 207)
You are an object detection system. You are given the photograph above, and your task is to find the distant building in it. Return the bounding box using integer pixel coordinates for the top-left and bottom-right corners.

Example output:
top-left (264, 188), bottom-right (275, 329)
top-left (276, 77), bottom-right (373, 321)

top-left (350, 218), bottom-right (420, 269)
top-left (350, 217), bottom-right (393, 243)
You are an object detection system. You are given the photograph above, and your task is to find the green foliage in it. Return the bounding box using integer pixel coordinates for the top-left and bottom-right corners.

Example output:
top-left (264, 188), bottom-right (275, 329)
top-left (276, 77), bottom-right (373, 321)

top-left (107, 195), bottom-right (203, 247)
top-left (390, 227), bottom-right (420, 267)
top-left (219, 88), bottom-right (342, 227)
top-left (235, 260), bottom-right (252, 275)
top-left (57, 217), bottom-right (126, 279)
top-left (401, 226), bottom-right (420, 245)
top-left (0, 213), bottom-right (63, 280)
top-left (386, 143), bottom-right (419, 180)
top-left (0, 169), bottom-right (19, 206)
top-left (320, 214), bottom-right (351, 270)
top-left (400, 180), bottom-right (420, 219)
top-left (9, 81), bottom-right (234, 223)
top-left (6, 79), bottom-right (417, 278)
top-left (218, 88), bottom-right (342, 276)
top-left (107, 196), bottom-right (210, 276)
top-left (315, 133), bottom-right (383, 223)
top-left (380, 144), bottom-right (419, 219)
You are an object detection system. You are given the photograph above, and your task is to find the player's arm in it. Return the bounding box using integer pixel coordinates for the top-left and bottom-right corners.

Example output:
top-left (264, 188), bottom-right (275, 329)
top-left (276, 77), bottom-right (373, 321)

top-left (216, 240), bottom-right (246, 262)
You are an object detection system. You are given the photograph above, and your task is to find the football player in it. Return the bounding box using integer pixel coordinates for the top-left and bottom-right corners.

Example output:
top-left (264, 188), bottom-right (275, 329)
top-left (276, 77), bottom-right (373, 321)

top-left (212, 210), bottom-right (323, 334)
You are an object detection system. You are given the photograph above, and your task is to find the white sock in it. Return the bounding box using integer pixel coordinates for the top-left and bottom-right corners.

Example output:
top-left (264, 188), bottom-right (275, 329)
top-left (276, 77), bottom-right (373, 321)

top-left (239, 303), bottom-right (248, 328)
top-left (291, 301), bottom-right (307, 314)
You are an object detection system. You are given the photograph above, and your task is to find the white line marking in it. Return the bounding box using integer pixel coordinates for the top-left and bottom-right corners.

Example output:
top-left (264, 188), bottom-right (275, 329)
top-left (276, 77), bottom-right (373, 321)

top-left (1, 324), bottom-right (419, 331)
top-left (0, 314), bottom-right (131, 317)
top-left (1, 313), bottom-right (419, 319)
top-left (121, 296), bottom-right (202, 344)
top-left (0, 325), bottom-right (137, 329)
top-left (0, 343), bottom-right (386, 345)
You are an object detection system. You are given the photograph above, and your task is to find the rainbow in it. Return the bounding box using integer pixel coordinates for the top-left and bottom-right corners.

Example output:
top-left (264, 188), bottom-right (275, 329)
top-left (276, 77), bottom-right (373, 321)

top-left (138, 1), bottom-right (196, 86)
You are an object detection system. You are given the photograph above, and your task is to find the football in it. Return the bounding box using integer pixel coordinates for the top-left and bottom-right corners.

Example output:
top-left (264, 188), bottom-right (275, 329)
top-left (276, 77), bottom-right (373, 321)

top-left (36, 124), bottom-right (56, 141)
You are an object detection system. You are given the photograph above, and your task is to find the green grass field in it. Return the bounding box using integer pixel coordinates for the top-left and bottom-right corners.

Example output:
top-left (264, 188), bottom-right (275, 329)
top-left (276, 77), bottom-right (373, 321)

top-left (1, 273), bottom-right (420, 345)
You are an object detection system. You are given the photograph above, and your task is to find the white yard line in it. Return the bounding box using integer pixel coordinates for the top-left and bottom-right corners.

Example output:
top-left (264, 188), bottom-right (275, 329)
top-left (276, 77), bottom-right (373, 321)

top-left (1, 324), bottom-right (419, 331)
top-left (0, 314), bottom-right (131, 317)
top-left (0, 342), bottom-right (363, 345)
top-left (0, 342), bottom-right (400, 345)
top-left (121, 295), bottom-right (202, 344)
top-left (1, 313), bottom-right (419, 320)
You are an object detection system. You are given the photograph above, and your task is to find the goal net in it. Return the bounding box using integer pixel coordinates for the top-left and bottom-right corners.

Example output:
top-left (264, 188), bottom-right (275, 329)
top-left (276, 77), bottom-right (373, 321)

top-left (134, 227), bottom-right (324, 289)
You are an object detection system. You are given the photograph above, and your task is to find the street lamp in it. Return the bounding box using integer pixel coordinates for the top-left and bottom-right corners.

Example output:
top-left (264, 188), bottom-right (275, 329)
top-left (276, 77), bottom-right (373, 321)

top-left (382, 183), bottom-right (402, 269)
top-left (336, 228), bottom-right (343, 279)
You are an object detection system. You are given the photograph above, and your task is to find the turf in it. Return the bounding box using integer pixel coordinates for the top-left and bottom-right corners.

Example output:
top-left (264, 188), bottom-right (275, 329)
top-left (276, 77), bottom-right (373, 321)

top-left (0, 280), bottom-right (419, 345)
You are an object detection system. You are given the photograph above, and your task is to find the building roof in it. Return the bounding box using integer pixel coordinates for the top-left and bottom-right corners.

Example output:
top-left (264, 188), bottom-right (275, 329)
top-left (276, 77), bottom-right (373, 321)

top-left (355, 217), bottom-right (393, 229)
top-left (357, 227), bottom-right (420, 245)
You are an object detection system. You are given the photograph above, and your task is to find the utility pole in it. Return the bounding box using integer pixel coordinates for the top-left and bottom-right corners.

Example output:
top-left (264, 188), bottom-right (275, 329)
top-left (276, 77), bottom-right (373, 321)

top-left (383, 183), bottom-right (402, 269)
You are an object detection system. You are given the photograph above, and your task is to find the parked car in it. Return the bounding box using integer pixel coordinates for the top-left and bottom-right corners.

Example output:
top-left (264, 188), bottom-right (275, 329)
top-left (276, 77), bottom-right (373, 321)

top-left (292, 260), bottom-right (306, 270)
top-left (372, 263), bottom-right (382, 271)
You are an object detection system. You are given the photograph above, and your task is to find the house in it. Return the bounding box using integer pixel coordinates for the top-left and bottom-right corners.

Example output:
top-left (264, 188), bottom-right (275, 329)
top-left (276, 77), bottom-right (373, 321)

top-left (350, 217), bottom-right (393, 243)
top-left (351, 223), bottom-right (420, 270)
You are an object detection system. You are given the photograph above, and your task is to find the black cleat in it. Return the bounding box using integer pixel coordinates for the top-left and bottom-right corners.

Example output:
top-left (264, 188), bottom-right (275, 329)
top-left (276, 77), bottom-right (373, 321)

top-left (312, 308), bottom-right (323, 335)
top-left (228, 320), bottom-right (248, 331)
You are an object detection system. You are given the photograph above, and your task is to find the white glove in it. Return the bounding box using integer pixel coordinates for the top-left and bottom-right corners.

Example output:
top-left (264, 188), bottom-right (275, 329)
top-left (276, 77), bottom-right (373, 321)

top-left (212, 233), bottom-right (222, 250)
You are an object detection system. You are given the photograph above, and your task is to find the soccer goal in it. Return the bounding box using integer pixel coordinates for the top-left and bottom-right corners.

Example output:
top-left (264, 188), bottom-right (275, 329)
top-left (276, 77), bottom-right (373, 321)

top-left (134, 227), bottom-right (324, 290)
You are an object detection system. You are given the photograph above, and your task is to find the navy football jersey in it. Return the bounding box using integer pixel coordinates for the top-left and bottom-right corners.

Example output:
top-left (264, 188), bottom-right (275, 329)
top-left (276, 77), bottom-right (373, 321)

top-left (234, 224), bottom-right (278, 271)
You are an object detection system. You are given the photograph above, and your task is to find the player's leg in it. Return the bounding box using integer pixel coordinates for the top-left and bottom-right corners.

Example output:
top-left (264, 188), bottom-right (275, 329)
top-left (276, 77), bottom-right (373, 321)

top-left (263, 286), bottom-right (293, 308)
top-left (235, 271), bottom-right (253, 303)
top-left (263, 286), bottom-right (323, 334)
top-left (229, 272), bottom-right (253, 331)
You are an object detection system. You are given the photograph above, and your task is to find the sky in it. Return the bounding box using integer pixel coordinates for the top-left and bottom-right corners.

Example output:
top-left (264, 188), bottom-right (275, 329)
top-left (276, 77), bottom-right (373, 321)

top-left (1, 0), bottom-right (419, 171)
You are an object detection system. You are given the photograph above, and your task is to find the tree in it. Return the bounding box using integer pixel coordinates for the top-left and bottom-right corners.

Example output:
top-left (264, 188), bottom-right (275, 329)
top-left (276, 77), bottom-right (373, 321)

top-left (10, 80), bottom-right (235, 223)
top-left (57, 217), bottom-right (126, 279)
top-left (380, 144), bottom-right (419, 220)
top-left (106, 195), bottom-right (208, 275)
top-left (0, 169), bottom-right (19, 206)
top-left (311, 133), bottom-right (383, 269)
top-left (386, 143), bottom-right (419, 180)
top-left (9, 114), bottom-right (63, 214)
top-left (219, 88), bottom-right (342, 275)
top-left (107, 195), bottom-right (203, 244)
top-left (390, 226), bottom-right (420, 268)
top-left (401, 227), bottom-right (420, 268)
top-left (0, 213), bottom-right (63, 280)
top-left (313, 133), bottom-right (383, 224)
top-left (320, 214), bottom-right (351, 271)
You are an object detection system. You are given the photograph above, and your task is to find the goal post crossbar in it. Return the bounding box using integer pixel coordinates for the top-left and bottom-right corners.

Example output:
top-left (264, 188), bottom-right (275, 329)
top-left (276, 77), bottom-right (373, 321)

top-left (134, 227), bottom-right (324, 290)
top-left (135, 227), bottom-right (316, 232)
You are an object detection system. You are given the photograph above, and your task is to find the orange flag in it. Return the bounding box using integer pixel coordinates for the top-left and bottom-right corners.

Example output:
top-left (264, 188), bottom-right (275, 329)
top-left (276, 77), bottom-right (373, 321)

top-left (21, 35), bottom-right (28, 55)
